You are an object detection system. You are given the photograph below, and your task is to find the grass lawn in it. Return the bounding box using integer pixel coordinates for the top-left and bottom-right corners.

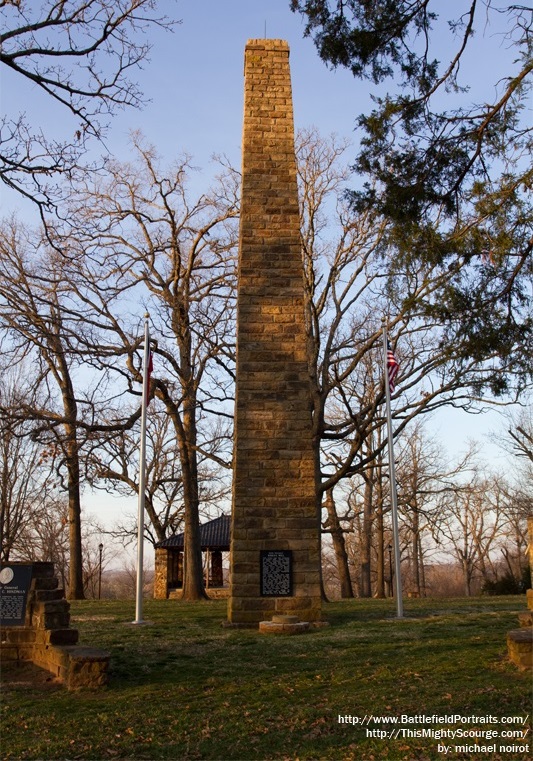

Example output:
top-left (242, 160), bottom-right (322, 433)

top-left (1, 596), bottom-right (531, 760)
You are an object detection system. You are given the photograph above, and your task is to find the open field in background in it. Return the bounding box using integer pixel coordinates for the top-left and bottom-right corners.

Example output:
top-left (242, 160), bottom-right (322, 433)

top-left (1, 596), bottom-right (531, 761)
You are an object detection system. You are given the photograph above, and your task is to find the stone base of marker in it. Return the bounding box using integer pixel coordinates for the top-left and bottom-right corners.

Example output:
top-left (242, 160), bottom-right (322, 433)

top-left (507, 628), bottom-right (533, 670)
top-left (517, 610), bottom-right (533, 627)
top-left (506, 604), bottom-right (533, 670)
top-left (259, 614), bottom-right (329, 635)
top-left (1, 562), bottom-right (109, 689)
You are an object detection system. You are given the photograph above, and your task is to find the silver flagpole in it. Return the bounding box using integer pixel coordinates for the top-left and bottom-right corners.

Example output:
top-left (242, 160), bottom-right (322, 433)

top-left (133, 314), bottom-right (150, 625)
top-left (382, 319), bottom-right (404, 618)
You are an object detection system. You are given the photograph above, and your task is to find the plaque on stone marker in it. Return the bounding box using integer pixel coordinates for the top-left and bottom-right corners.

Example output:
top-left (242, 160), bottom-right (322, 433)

top-left (0, 563), bottom-right (33, 626)
top-left (260, 550), bottom-right (293, 596)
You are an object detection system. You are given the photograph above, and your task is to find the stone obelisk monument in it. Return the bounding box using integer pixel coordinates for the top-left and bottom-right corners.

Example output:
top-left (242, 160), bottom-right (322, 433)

top-left (228, 40), bottom-right (322, 625)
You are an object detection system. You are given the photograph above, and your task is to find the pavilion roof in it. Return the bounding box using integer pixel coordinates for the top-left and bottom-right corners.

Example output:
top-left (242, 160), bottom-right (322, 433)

top-left (157, 514), bottom-right (230, 551)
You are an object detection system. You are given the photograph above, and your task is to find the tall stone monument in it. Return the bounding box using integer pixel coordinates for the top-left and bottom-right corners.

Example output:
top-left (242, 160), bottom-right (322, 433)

top-left (228, 40), bottom-right (322, 625)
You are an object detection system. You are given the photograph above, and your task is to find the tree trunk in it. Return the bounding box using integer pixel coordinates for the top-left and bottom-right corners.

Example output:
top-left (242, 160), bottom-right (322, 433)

top-left (461, 555), bottom-right (472, 596)
top-left (375, 504), bottom-right (385, 598)
top-left (375, 466), bottom-right (385, 598)
top-left (411, 508), bottom-right (421, 597)
top-left (325, 489), bottom-right (353, 598)
top-left (180, 400), bottom-right (207, 601)
top-left (360, 471), bottom-right (374, 598)
top-left (65, 426), bottom-right (85, 599)
top-left (312, 407), bottom-right (329, 602)
top-left (419, 537), bottom-right (427, 597)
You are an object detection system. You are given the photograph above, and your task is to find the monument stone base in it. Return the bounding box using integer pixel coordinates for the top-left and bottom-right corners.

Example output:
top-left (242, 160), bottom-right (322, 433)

top-left (258, 614), bottom-right (329, 635)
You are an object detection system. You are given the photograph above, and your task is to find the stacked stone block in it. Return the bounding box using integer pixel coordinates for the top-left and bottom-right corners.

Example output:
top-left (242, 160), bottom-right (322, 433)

top-left (1, 562), bottom-right (109, 689)
top-left (228, 40), bottom-right (322, 625)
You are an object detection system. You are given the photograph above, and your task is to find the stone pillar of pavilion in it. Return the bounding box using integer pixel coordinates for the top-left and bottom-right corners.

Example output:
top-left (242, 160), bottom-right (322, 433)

top-left (228, 39), bottom-right (322, 625)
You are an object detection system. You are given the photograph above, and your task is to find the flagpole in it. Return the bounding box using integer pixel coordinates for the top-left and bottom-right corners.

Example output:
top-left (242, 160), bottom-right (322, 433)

top-left (382, 318), bottom-right (404, 618)
top-left (133, 314), bottom-right (150, 625)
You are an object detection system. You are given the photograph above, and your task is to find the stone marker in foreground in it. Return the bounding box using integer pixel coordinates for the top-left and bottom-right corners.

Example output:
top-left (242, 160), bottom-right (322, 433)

top-left (0, 562), bottom-right (110, 688)
top-left (228, 39), bottom-right (322, 626)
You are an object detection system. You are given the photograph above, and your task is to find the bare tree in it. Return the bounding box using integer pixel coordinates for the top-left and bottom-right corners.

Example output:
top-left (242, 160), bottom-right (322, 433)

top-left (441, 474), bottom-right (506, 595)
top-left (1, 0), bottom-right (176, 210)
top-left (0, 225), bottom-right (90, 596)
top-left (89, 402), bottom-right (231, 549)
top-left (506, 407), bottom-right (533, 466)
top-left (0, 368), bottom-right (54, 561)
top-left (59, 135), bottom-right (238, 599)
top-left (394, 422), bottom-right (475, 597)
top-left (0, 219), bottom-right (141, 596)
top-left (296, 128), bottom-right (531, 592)
top-left (89, 406), bottom-right (186, 546)
top-left (497, 482), bottom-right (532, 586)
top-left (14, 495), bottom-right (70, 591)
top-left (322, 488), bottom-right (353, 598)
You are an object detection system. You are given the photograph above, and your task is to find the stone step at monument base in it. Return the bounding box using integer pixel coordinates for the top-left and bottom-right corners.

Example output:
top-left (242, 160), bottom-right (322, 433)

top-left (259, 614), bottom-right (329, 635)
top-left (507, 628), bottom-right (533, 670)
top-left (0, 641), bottom-right (35, 661)
top-left (32, 643), bottom-right (110, 689)
top-left (1, 626), bottom-right (79, 650)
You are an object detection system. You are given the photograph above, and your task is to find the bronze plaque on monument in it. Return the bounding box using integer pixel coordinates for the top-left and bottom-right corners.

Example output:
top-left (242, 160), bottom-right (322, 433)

top-left (260, 550), bottom-right (293, 596)
top-left (0, 563), bottom-right (33, 626)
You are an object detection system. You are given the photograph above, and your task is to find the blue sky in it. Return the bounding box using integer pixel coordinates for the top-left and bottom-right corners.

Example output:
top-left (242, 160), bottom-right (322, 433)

top-left (1, 1), bottom-right (525, 539)
top-left (104, 0), bottom-right (363, 180)
top-left (3, 0), bottom-right (522, 209)
top-left (93, 0), bottom-right (524, 184)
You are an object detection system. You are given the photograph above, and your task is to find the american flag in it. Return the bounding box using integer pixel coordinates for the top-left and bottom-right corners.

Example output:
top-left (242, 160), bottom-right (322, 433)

top-left (145, 348), bottom-right (153, 406)
top-left (386, 341), bottom-right (400, 394)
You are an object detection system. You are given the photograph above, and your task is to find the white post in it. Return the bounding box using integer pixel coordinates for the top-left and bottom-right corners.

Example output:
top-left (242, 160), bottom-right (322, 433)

top-left (133, 314), bottom-right (150, 625)
top-left (382, 319), bottom-right (404, 618)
